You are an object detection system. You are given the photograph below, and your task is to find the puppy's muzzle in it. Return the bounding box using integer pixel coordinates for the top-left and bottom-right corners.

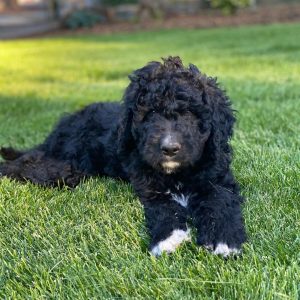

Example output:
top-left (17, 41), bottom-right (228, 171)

top-left (160, 135), bottom-right (181, 158)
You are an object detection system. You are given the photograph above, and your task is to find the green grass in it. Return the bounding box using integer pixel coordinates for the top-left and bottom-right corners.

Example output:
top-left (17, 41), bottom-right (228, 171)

top-left (0, 23), bottom-right (300, 299)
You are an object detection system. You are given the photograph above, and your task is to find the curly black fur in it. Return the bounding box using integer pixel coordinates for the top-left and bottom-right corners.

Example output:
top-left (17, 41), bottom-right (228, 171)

top-left (0, 57), bottom-right (246, 256)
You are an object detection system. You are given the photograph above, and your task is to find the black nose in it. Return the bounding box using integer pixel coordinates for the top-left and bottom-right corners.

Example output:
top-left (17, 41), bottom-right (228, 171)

top-left (161, 143), bottom-right (181, 157)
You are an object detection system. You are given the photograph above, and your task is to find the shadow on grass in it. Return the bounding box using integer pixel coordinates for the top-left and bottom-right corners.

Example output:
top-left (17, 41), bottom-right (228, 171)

top-left (0, 94), bottom-right (85, 148)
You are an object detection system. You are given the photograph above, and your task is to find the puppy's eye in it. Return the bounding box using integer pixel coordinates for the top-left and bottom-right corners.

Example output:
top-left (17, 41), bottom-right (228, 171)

top-left (149, 109), bottom-right (158, 115)
top-left (143, 110), bottom-right (156, 121)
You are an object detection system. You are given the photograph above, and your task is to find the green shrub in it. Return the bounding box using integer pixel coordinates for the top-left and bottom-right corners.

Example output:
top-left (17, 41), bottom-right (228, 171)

top-left (64, 10), bottom-right (103, 29)
top-left (210, 0), bottom-right (250, 14)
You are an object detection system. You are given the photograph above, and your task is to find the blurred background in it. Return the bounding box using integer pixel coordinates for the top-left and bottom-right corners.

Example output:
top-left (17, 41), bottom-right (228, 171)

top-left (1, 0), bottom-right (300, 39)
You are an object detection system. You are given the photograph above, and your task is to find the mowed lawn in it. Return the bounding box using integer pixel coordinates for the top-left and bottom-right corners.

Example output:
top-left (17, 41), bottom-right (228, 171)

top-left (0, 23), bottom-right (299, 299)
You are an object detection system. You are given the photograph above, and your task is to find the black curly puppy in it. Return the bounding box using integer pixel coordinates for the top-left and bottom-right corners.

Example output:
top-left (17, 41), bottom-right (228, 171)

top-left (0, 56), bottom-right (246, 257)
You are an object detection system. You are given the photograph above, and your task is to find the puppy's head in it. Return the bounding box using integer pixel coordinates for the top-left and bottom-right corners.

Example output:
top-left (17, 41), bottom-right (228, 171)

top-left (118, 56), bottom-right (234, 175)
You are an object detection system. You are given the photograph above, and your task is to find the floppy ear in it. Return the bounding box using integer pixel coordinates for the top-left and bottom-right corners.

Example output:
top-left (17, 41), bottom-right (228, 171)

top-left (116, 106), bottom-right (134, 158)
top-left (117, 61), bottom-right (162, 157)
top-left (204, 77), bottom-right (235, 164)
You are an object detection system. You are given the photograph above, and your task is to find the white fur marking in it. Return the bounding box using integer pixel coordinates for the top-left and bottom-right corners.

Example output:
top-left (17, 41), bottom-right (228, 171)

top-left (171, 193), bottom-right (189, 208)
top-left (204, 244), bottom-right (214, 251)
top-left (162, 161), bottom-right (180, 169)
top-left (213, 243), bottom-right (240, 257)
top-left (162, 161), bottom-right (180, 173)
top-left (150, 229), bottom-right (190, 256)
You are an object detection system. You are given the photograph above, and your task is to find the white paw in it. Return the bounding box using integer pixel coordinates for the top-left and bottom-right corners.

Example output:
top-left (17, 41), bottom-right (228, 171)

top-left (213, 243), bottom-right (240, 257)
top-left (150, 229), bottom-right (190, 257)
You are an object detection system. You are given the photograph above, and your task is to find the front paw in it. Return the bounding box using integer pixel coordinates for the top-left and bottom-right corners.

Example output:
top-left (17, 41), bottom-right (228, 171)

top-left (150, 229), bottom-right (191, 257)
top-left (211, 243), bottom-right (241, 257)
top-left (198, 237), bottom-right (243, 258)
top-left (197, 222), bottom-right (245, 257)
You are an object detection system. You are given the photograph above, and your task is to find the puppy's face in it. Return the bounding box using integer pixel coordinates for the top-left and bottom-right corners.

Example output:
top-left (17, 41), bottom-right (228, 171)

top-left (121, 57), bottom-right (233, 175)
top-left (133, 100), bottom-right (211, 174)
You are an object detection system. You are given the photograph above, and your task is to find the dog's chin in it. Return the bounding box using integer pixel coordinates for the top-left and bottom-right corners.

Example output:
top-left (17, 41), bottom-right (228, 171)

top-left (161, 161), bottom-right (181, 174)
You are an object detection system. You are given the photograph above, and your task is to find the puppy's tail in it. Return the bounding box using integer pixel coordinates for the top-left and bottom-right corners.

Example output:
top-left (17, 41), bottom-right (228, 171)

top-left (0, 147), bottom-right (25, 161)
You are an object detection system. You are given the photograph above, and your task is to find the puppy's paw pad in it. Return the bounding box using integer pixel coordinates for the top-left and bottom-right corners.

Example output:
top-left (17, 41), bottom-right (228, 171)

top-left (150, 229), bottom-right (190, 257)
top-left (213, 243), bottom-right (240, 257)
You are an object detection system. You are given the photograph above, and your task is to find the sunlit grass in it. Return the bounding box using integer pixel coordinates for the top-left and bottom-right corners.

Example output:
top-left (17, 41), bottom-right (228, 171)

top-left (0, 23), bottom-right (300, 299)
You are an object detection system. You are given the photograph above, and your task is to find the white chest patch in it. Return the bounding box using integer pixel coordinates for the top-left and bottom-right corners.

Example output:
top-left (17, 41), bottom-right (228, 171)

top-left (213, 243), bottom-right (240, 257)
top-left (150, 229), bottom-right (190, 256)
top-left (171, 193), bottom-right (190, 208)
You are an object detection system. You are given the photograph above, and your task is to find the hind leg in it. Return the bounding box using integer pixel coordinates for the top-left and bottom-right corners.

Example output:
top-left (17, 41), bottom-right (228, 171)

top-left (0, 150), bottom-right (85, 188)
